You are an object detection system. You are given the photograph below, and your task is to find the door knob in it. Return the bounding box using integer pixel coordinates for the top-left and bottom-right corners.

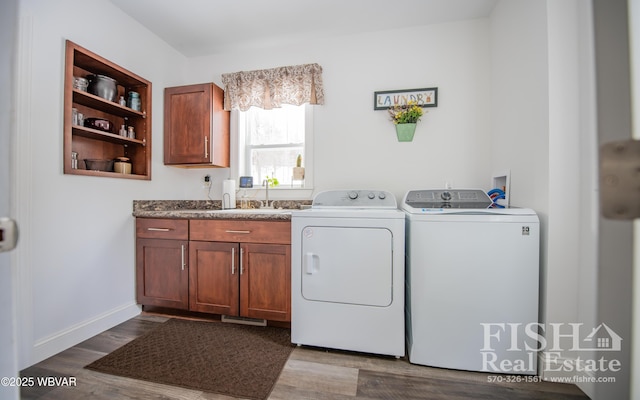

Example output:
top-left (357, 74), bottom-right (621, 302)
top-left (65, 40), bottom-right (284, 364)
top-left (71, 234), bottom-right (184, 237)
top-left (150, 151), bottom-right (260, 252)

top-left (0, 217), bottom-right (18, 252)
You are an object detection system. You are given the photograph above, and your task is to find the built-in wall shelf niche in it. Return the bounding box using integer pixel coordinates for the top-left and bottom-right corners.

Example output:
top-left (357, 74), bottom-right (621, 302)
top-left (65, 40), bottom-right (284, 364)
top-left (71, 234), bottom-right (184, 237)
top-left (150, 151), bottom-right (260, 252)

top-left (63, 40), bottom-right (152, 180)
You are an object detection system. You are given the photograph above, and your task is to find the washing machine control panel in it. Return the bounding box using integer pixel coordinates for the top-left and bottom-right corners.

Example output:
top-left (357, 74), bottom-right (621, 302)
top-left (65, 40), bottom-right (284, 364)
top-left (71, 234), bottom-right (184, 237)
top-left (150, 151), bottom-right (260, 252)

top-left (312, 190), bottom-right (396, 208)
top-left (403, 189), bottom-right (492, 209)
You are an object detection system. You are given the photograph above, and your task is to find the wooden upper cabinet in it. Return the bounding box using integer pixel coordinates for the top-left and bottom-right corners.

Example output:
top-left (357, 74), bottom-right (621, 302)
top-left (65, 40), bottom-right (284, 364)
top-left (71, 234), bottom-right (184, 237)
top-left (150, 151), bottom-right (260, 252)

top-left (63, 40), bottom-right (152, 180)
top-left (164, 83), bottom-right (230, 167)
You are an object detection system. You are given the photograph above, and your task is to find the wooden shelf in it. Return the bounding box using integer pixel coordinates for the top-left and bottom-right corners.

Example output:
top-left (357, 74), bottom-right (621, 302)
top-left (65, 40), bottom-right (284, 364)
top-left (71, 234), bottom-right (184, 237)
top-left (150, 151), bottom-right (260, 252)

top-left (72, 125), bottom-right (146, 146)
top-left (70, 168), bottom-right (151, 180)
top-left (72, 89), bottom-right (146, 119)
top-left (63, 40), bottom-right (152, 179)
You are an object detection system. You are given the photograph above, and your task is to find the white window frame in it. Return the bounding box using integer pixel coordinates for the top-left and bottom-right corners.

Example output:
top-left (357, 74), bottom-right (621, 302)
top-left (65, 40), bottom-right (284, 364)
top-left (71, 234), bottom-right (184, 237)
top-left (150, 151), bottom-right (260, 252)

top-left (230, 105), bottom-right (314, 199)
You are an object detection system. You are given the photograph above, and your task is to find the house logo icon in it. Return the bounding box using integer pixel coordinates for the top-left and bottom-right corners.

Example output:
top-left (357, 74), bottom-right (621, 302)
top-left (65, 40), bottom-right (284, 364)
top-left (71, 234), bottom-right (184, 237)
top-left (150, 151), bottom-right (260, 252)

top-left (582, 323), bottom-right (622, 351)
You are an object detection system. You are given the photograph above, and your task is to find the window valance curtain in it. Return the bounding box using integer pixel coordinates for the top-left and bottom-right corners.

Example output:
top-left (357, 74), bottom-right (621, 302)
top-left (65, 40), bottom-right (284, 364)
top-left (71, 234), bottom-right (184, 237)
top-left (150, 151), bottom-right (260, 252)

top-left (221, 63), bottom-right (324, 111)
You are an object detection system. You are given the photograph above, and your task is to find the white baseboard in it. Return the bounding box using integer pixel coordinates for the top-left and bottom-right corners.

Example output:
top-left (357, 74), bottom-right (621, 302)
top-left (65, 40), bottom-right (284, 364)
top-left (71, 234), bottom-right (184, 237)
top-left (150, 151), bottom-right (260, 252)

top-left (29, 302), bottom-right (141, 367)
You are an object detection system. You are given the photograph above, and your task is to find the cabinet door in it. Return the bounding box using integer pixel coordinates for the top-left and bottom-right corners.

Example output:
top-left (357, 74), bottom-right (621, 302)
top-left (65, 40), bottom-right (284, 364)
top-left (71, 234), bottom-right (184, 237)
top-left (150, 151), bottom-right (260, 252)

top-left (189, 241), bottom-right (239, 315)
top-left (164, 83), bottom-right (229, 166)
top-left (240, 243), bottom-right (291, 322)
top-left (136, 238), bottom-right (188, 309)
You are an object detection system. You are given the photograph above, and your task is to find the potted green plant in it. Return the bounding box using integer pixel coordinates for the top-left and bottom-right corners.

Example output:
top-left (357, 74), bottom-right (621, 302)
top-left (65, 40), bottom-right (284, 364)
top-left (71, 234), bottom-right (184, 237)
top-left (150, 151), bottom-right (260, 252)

top-left (388, 101), bottom-right (424, 142)
top-left (265, 176), bottom-right (279, 187)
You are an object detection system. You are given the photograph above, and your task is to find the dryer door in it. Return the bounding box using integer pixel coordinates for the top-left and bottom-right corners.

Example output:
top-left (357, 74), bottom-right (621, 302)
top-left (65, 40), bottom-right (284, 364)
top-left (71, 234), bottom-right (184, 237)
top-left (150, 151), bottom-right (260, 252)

top-left (300, 226), bottom-right (393, 306)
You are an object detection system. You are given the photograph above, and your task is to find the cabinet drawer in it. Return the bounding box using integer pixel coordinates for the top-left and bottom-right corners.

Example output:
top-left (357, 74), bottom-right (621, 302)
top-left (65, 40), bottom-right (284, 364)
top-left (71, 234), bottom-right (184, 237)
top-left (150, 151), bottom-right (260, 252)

top-left (136, 218), bottom-right (189, 240)
top-left (190, 220), bottom-right (291, 244)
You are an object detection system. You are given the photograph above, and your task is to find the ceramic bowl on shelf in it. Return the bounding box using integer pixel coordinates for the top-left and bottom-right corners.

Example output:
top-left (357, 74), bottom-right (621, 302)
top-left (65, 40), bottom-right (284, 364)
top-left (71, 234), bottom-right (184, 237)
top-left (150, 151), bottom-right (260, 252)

top-left (84, 159), bottom-right (114, 172)
top-left (86, 74), bottom-right (118, 102)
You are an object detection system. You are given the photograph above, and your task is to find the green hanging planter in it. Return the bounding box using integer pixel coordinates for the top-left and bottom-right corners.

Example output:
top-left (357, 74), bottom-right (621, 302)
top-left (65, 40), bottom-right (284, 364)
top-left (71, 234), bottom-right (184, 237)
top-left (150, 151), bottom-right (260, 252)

top-left (395, 123), bottom-right (417, 142)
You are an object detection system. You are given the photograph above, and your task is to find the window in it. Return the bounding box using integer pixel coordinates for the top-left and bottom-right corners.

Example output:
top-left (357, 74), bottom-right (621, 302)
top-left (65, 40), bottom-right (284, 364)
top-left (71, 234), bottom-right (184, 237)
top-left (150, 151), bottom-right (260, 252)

top-left (237, 104), bottom-right (312, 188)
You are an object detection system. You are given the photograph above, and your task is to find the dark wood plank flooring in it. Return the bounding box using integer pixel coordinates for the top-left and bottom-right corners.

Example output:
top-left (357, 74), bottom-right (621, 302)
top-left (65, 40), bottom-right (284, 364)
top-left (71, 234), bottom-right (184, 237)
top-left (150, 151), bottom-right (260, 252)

top-left (20, 314), bottom-right (590, 399)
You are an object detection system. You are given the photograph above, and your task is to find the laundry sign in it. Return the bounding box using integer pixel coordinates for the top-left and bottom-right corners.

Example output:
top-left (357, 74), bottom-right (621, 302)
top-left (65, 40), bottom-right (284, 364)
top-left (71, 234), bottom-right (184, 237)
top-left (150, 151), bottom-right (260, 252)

top-left (374, 87), bottom-right (438, 110)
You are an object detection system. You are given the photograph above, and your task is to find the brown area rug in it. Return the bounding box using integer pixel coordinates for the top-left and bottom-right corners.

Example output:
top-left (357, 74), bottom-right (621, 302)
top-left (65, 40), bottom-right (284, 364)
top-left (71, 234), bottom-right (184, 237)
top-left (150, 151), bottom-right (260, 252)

top-left (85, 318), bottom-right (294, 399)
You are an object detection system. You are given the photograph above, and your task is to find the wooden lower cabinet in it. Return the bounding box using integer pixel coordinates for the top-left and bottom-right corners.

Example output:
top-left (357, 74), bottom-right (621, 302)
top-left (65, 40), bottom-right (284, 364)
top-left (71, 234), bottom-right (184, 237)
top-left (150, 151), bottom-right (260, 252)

top-left (136, 218), bottom-right (291, 322)
top-left (189, 241), bottom-right (291, 321)
top-left (189, 241), bottom-right (239, 315)
top-left (241, 243), bottom-right (291, 321)
top-left (136, 238), bottom-right (189, 310)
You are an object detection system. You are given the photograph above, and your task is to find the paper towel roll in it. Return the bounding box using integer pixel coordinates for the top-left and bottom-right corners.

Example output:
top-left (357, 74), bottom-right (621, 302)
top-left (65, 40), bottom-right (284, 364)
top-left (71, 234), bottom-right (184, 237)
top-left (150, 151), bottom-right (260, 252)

top-left (222, 179), bottom-right (236, 209)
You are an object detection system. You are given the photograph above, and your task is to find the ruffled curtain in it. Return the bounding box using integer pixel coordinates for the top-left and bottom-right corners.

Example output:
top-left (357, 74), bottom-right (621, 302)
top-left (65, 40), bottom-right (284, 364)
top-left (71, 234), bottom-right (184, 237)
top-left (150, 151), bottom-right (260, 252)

top-left (221, 63), bottom-right (324, 111)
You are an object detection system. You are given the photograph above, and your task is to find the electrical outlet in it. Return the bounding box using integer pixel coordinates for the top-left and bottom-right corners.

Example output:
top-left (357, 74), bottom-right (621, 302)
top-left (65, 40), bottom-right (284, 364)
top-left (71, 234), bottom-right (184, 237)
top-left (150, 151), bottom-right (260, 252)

top-left (202, 174), bottom-right (211, 188)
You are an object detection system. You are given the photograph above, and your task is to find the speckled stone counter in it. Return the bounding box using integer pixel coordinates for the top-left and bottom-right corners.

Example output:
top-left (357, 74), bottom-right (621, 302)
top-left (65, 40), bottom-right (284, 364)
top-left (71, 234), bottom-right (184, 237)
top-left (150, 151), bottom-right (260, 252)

top-left (132, 200), bottom-right (312, 220)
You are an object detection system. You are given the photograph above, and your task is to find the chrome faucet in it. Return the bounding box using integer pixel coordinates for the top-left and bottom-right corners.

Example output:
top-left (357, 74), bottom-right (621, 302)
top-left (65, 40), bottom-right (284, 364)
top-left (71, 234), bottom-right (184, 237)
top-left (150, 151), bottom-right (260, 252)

top-left (261, 179), bottom-right (274, 209)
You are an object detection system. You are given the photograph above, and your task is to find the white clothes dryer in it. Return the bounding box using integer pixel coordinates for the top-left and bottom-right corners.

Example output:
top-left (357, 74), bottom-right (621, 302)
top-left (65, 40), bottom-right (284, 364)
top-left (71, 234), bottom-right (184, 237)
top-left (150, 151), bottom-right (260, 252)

top-left (291, 190), bottom-right (405, 357)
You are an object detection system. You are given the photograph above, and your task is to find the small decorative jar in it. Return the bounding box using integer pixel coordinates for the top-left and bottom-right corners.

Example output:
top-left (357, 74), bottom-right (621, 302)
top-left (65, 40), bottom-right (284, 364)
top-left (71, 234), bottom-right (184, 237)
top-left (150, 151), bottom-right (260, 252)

top-left (114, 157), bottom-right (132, 174)
top-left (73, 77), bottom-right (88, 91)
top-left (127, 91), bottom-right (141, 111)
top-left (127, 126), bottom-right (135, 139)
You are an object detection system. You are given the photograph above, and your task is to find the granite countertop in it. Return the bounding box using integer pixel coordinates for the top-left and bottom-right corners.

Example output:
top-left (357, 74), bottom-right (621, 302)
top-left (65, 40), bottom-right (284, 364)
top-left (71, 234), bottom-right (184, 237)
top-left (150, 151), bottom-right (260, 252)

top-left (133, 200), bottom-right (312, 221)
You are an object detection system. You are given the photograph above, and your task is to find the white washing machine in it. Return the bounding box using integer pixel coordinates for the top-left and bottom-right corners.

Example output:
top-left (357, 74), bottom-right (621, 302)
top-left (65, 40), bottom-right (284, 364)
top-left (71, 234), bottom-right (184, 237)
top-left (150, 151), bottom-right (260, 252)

top-left (291, 190), bottom-right (405, 357)
top-left (403, 189), bottom-right (540, 374)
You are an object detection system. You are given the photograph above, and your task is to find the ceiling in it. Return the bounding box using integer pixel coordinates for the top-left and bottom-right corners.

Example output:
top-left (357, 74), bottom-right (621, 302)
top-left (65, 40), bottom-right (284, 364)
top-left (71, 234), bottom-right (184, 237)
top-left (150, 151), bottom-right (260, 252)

top-left (108, 0), bottom-right (498, 57)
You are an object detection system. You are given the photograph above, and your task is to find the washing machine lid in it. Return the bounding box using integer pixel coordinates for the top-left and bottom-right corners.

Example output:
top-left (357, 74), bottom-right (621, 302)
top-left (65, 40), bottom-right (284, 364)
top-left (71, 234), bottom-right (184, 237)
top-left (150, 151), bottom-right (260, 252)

top-left (403, 189), bottom-right (492, 211)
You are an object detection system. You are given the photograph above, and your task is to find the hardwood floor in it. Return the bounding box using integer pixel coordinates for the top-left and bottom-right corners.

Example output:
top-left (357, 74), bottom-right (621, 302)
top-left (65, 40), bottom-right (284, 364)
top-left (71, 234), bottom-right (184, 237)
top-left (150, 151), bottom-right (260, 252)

top-left (20, 314), bottom-right (590, 400)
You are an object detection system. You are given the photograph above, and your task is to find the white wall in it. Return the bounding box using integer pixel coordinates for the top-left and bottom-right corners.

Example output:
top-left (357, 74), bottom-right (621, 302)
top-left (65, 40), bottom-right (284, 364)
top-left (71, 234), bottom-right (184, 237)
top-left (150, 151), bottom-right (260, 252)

top-left (489, 0), bottom-right (553, 366)
top-left (546, 0), bottom-right (582, 338)
top-left (187, 20), bottom-right (493, 202)
top-left (574, 0), bottom-right (600, 396)
top-left (489, 0), bottom-right (600, 385)
top-left (489, 0), bottom-right (550, 212)
top-left (14, 0), bottom-right (199, 367)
